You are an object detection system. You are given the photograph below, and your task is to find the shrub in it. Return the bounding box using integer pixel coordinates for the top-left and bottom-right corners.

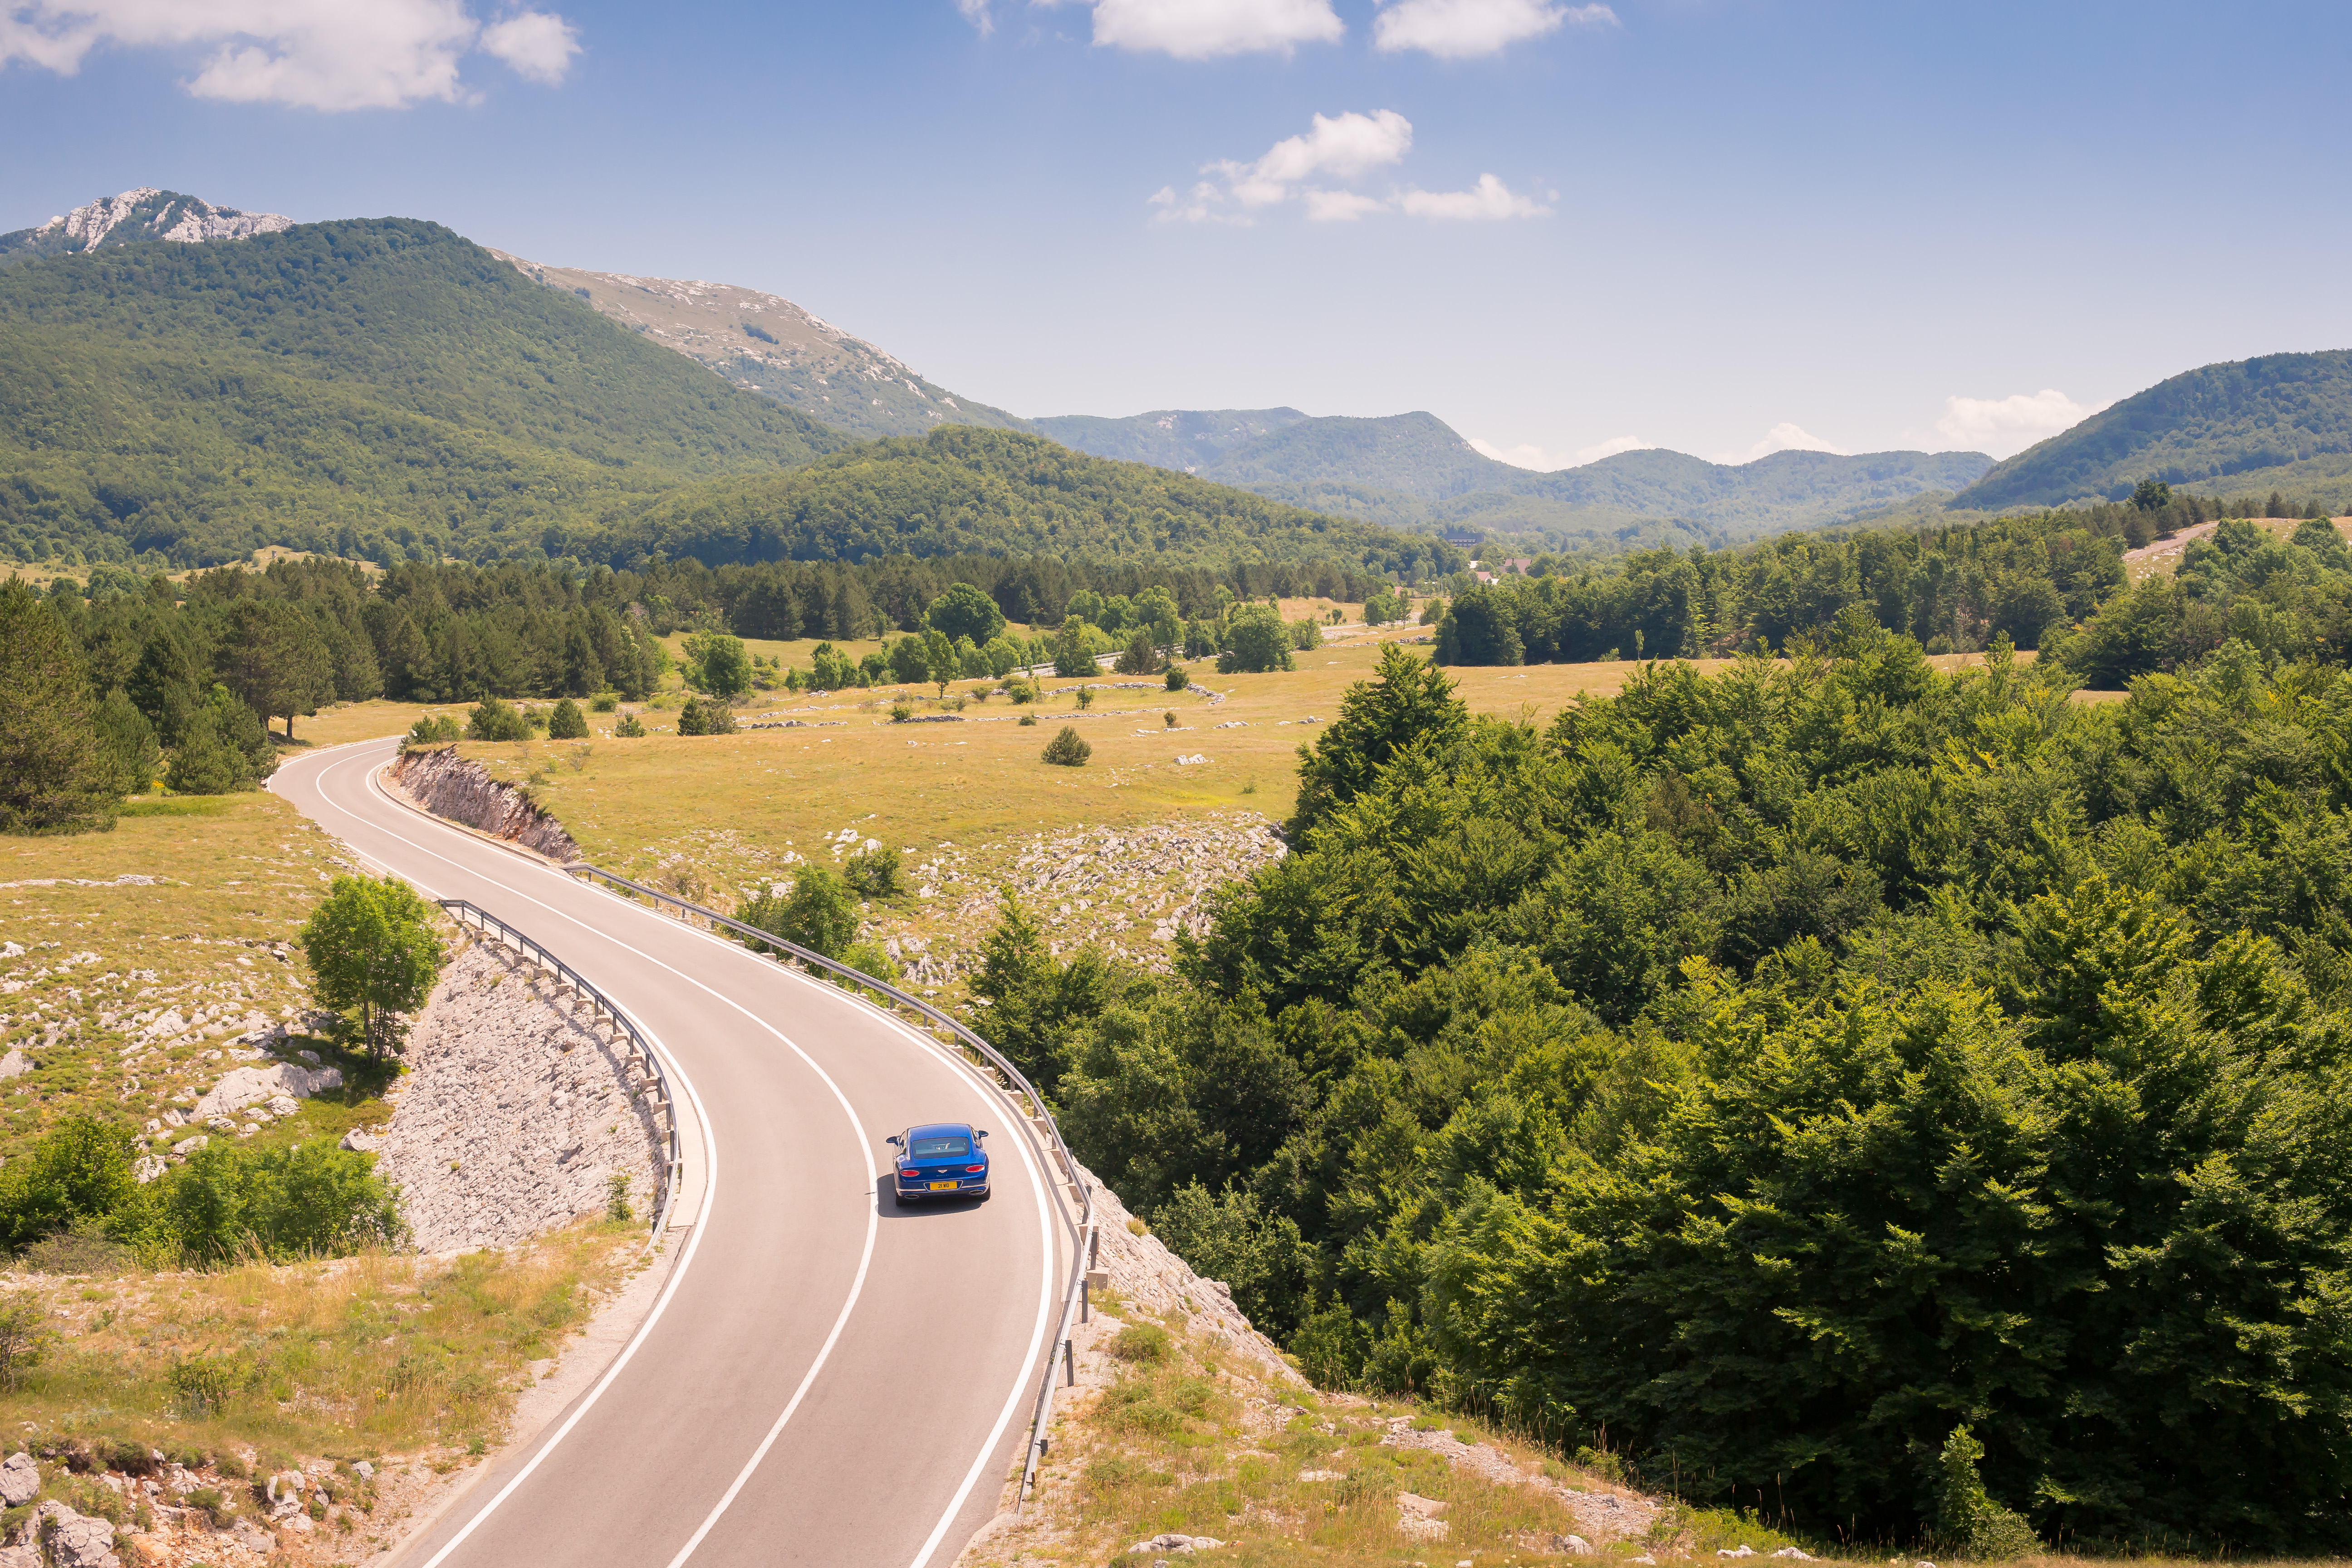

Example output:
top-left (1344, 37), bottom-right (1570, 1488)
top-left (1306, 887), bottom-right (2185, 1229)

top-left (0, 1116), bottom-right (137, 1250)
top-left (613, 713), bottom-right (647, 737)
top-left (1935, 1425), bottom-right (2042, 1559)
top-left (1289, 617), bottom-right (1320, 651)
top-left (1073, 687), bottom-right (1093, 710)
top-left (298, 874), bottom-right (444, 1058)
top-left (1006, 679), bottom-right (1036, 705)
top-left (605, 1173), bottom-right (633, 1224)
top-left (1163, 711), bottom-right (1177, 728)
top-left (1109, 1323), bottom-right (1171, 1364)
top-left (588, 692), bottom-right (619, 713)
top-left (0, 1294), bottom-right (54, 1387)
top-left (404, 715), bottom-right (460, 747)
top-left (738, 867), bottom-right (858, 960)
top-left (169, 1355), bottom-right (250, 1415)
top-left (889, 700), bottom-right (914, 724)
top-left (843, 843), bottom-right (903, 899)
top-left (1164, 666), bottom-right (1188, 691)
top-left (547, 698), bottom-right (588, 739)
top-left (1042, 726), bottom-right (1091, 766)
top-left (1019, 713), bottom-right (1037, 726)
top-left (676, 696), bottom-right (737, 735)
top-left (1149, 1181), bottom-right (1318, 1337)
top-left (149, 1139), bottom-right (404, 1262)
top-left (464, 696), bottom-right (528, 742)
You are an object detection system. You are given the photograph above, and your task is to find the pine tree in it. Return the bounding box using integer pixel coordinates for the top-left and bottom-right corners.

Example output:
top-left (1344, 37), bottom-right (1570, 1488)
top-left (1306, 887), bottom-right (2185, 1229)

top-left (0, 583), bottom-right (119, 834)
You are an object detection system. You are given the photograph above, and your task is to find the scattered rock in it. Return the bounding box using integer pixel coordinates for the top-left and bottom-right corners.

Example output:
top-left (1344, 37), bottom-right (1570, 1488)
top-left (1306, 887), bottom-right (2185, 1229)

top-left (131, 1154), bottom-right (166, 1184)
top-left (0, 1049), bottom-right (27, 1081)
top-left (34, 1503), bottom-right (118, 1568)
top-left (1771, 1550), bottom-right (1816, 1561)
top-left (1397, 1492), bottom-right (1450, 1542)
top-left (1719, 1548), bottom-right (1755, 1558)
top-left (340, 1129), bottom-right (380, 1153)
top-left (230, 1519), bottom-right (276, 1553)
top-left (171, 1134), bottom-right (208, 1156)
top-left (1298, 1469), bottom-right (1343, 1482)
top-left (0, 1451), bottom-right (37, 1505)
top-left (378, 941), bottom-right (663, 1251)
top-left (1554, 1535), bottom-right (1594, 1555)
top-left (1126, 1534), bottom-right (1225, 1555)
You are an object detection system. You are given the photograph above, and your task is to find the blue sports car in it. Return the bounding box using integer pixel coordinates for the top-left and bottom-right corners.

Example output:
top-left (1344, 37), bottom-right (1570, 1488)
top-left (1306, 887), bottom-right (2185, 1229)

top-left (887, 1122), bottom-right (990, 1204)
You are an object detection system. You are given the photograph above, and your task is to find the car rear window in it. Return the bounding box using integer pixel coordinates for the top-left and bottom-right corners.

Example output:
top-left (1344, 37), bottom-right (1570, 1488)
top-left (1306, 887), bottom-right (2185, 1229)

top-left (910, 1136), bottom-right (970, 1159)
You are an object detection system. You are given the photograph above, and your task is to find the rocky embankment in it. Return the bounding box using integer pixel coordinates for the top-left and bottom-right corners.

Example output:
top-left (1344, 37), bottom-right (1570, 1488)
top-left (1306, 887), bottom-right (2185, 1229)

top-left (362, 941), bottom-right (665, 1252)
top-left (386, 749), bottom-right (580, 862)
top-left (0, 1443), bottom-right (387, 1568)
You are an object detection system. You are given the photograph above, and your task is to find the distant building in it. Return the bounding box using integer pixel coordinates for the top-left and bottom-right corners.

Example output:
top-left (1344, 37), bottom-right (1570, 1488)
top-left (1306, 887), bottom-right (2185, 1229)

top-left (1441, 529), bottom-right (1481, 548)
top-left (1499, 558), bottom-right (1534, 576)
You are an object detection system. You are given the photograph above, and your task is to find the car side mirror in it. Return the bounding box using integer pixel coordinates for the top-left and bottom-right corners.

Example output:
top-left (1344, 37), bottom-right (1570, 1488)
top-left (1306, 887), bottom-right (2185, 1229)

top-left (885, 1135), bottom-right (901, 1146)
top-left (974, 1130), bottom-right (989, 1140)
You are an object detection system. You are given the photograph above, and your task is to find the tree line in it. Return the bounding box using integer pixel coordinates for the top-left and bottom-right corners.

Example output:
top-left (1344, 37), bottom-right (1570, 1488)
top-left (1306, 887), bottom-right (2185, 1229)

top-left (1432, 487), bottom-right (2350, 688)
top-left (975, 633), bottom-right (2352, 1551)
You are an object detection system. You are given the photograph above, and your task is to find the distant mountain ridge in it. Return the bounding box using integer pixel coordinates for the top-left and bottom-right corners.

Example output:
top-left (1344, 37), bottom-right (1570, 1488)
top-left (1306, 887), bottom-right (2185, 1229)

top-left (1953, 350), bottom-right (2352, 510)
top-left (0, 187), bottom-right (292, 264)
top-left (1037, 406), bottom-right (1994, 549)
top-left (488, 250), bottom-right (1029, 443)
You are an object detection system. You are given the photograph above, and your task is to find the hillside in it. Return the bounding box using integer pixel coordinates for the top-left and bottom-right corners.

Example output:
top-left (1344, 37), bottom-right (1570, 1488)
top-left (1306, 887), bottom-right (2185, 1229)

top-left (490, 250), bottom-right (1030, 442)
top-left (1027, 407), bottom-right (1310, 469)
top-left (0, 218), bottom-right (845, 568)
top-left (598, 424), bottom-right (1460, 575)
top-left (1954, 349), bottom-right (2352, 510)
top-left (0, 186), bottom-right (292, 264)
top-left (1042, 406), bottom-right (1992, 550)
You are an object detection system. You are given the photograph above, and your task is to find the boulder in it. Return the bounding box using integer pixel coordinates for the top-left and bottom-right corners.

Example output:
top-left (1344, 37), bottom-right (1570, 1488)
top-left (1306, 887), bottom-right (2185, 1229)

top-left (340, 1129), bottom-right (380, 1153)
top-left (171, 1134), bottom-right (209, 1157)
top-left (0, 1546), bottom-right (35, 1568)
top-left (34, 1504), bottom-right (118, 1568)
top-left (0, 1452), bottom-right (37, 1505)
top-left (131, 1155), bottom-right (166, 1185)
top-left (0, 1049), bottom-right (29, 1081)
top-left (194, 1063), bottom-right (341, 1119)
top-left (231, 1519), bottom-right (276, 1553)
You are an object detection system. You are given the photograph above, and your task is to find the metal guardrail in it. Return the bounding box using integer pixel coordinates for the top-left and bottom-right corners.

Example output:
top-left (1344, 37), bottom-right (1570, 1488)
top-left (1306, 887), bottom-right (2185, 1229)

top-left (561, 862), bottom-right (1095, 1510)
top-left (436, 898), bottom-right (685, 1245)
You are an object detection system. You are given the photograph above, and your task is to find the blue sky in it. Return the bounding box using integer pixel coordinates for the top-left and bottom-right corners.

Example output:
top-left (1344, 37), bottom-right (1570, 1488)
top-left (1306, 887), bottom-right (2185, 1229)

top-left (4, 0), bottom-right (2349, 469)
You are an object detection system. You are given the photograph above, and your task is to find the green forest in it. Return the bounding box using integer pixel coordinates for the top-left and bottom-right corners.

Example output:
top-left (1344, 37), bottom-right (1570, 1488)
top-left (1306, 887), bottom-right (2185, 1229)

top-left (1435, 490), bottom-right (2352, 687)
top-left (981, 634), bottom-right (2352, 1551)
top-left (0, 221), bottom-right (1460, 581)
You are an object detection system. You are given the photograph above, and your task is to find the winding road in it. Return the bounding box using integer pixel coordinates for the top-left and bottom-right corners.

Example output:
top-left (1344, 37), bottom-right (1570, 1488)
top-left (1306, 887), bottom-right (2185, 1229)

top-left (272, 739), bottom-right (1067, 1568)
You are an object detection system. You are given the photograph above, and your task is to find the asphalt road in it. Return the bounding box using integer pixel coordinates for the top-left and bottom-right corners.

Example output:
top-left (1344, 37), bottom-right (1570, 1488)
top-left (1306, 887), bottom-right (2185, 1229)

top-left (272, 739), bottom-right (1065, 1568)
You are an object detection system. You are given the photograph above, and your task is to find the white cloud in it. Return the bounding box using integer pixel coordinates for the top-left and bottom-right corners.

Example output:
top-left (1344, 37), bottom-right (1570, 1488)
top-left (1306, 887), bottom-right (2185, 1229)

top-left (1303, 187), bottom-right (1389, 221)
top-left (0, 0), bottom-right (580, 110)
top-left (1372, 0), bottom-right (1615, 59)
top-left (1079, 0), bottom-right (1342, 58)
top-left (1161, 109), bottom-right (1412, 224)
top-left (1933, 388), bottom-right (2100, 458)
top-left (1717, 423), bottom-right (1846, 464)
top-left (1396, 172), bottom-right (1548, 220)
top-left (479, 10), bottom-right (577, 83)
top-left (954, 0), bottom-right (993, 35)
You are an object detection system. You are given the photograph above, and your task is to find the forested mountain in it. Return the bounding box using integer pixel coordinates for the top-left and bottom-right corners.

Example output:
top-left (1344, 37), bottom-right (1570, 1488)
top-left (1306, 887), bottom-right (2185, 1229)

top-left (491, 250), bottom-right (1031, 442)
top-left (592, 426), bottom-right (1460, 578)
top-left (1955, 350), bottom-right (2352, 510)
top-left (0, 187), bottom-right (291, 265)
top-left (1040, 406), bottom-right (1993, 551)
top-left (1029, 407), bottom-right (1313, 469)
top-left (0, 218), bottom-right (845, 568)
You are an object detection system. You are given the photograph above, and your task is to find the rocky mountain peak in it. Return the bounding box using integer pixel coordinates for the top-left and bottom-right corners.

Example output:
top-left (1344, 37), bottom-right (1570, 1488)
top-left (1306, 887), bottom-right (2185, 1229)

top-left (0, 186), bottom-right (293, 263)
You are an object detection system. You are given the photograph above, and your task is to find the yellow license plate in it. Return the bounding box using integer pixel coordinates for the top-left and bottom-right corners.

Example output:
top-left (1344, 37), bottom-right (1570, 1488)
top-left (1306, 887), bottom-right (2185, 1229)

top-left (929, 1181), bottom-right (958, 1191)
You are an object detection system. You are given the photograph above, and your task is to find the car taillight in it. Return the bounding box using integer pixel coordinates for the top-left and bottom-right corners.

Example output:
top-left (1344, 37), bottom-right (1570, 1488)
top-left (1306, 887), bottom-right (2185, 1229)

top-left (965, 1165), bottom-right (986, 1173)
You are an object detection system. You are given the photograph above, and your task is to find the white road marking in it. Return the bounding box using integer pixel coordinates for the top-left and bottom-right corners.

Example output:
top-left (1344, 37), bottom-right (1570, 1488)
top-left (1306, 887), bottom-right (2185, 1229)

top-left (285, 742), bottom-right (1058, 1565)
top-left (293, 747), bottom-right (875, 1566)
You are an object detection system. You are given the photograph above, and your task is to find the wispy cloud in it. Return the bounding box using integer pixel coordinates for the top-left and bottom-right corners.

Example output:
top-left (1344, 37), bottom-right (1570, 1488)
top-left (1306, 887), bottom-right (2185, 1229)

top-left (1715, 423), bottom-right (1846, 464)
top-left (1574, 433), bottom-right (1645, 464)
top-left (1933, 388), bottom-right (2099, 457)
top-left (1156, 110), bottom-right (1548, 225)
top-left (1373, 0), bottom-right (1615, 59)
top-left (1054, 0), bottom-right (1343, 59)
top-left (0, 0), bottom-right (582, 109)
top-left (952, 0), bottom-right (994, 36)
top-left (1470, 431), bottom-right (1643, 470)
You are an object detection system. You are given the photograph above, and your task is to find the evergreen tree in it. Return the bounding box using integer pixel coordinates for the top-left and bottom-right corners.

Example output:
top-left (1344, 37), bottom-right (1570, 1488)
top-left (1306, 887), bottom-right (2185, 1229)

top-left (1291, 643), bottom-right (1467, 833)
top-left (0, 583), bottom-right (118, 834)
